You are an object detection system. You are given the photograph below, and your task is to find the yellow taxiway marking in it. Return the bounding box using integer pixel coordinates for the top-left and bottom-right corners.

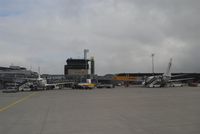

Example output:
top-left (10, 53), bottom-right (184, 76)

top-left (0, 92), bottom-right (38, 112)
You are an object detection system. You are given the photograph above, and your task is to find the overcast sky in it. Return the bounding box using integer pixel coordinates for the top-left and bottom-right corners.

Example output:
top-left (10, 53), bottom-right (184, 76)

top-left (0, 0), bottom-right (200, 75)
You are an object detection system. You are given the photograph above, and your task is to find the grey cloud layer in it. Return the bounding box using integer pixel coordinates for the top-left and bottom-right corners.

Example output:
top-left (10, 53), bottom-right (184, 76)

top-left (0, 0), bottom-right (199, 74)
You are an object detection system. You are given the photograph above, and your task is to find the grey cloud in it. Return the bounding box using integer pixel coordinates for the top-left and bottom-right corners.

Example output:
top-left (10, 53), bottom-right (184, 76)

top-left (0, 0), bottom-right (200, 74)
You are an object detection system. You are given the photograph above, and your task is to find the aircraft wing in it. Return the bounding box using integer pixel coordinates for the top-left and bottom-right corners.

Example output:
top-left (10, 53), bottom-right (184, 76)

top-left (169, 78), bottom-right (194, 82)
top-left (21, 76), bottom-right (43, 80)
top-left (45, 82), bottom-right (74, 88)
top-left (171, 74), bottom-right (188, 78)
top-left (45, 83), bottom-right (56, 86)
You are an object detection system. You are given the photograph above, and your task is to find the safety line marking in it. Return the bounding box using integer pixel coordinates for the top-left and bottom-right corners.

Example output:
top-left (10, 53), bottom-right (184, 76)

top-left (0, 92), bottom-right (38, 112)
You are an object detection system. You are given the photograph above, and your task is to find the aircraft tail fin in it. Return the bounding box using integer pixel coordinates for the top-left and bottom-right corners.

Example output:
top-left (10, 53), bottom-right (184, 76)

top-left (164, 58), bottom-right (172, 77)
top-left (38, 66), bottom-right (41, 79)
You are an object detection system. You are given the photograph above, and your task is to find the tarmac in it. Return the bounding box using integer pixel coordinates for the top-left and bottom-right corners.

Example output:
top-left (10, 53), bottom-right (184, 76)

top-left (0, 86), bottom-right (200, 134)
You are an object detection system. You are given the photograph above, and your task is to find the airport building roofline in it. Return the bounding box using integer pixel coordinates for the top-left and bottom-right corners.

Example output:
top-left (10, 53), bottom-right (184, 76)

top-left (66, 58), bottom-right (90, 62)
top-left (0, 66), bottom-right (27, 71)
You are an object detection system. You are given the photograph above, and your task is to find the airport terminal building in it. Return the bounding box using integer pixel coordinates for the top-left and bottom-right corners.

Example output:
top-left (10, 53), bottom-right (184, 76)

top-left (0, 66), bottom-right (38, 89)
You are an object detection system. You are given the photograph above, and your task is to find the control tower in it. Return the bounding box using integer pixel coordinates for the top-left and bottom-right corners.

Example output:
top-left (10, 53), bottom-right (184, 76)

top-left (64, 49), bottom-right (95, 76)
top-left (64, 59), bottom-right (89, 76)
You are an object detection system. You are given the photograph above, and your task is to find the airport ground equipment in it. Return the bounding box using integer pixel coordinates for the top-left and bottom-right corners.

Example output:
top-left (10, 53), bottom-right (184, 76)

top-left (144, 58), bottom-right (173, 87)
top-left (96, 79), bottom-right (115, 88)
top-left (144, 58), bottom-right (194, 88)
top-left (96, 83), bottom-right (115, 88)
top-left (72, 83), bottom-right (95, 89)
top-left (18, 81), bottom-right (32, 91)
top-left (72, 79), bottom-right (96, 89)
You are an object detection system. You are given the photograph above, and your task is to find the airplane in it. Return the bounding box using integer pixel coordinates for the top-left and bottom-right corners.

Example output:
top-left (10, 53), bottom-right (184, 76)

top-left (22, 74), bottom-right (72, 90)
top-left (144, 58), bottom-right (193, 88)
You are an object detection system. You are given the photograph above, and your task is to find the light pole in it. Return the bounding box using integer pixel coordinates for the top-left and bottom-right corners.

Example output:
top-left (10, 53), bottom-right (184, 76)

top-left (151, 53), bottom-right (155, 75)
